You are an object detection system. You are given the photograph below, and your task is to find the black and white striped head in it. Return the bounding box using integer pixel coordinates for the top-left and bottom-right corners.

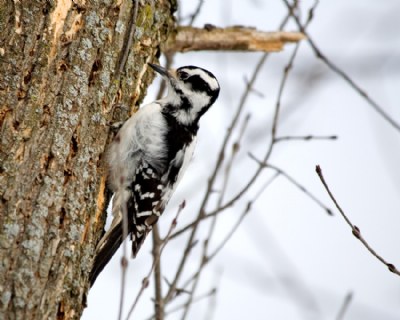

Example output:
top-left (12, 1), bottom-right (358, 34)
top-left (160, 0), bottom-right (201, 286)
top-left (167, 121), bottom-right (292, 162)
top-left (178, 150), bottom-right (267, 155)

top-left (149, 63), bottom-right (220, 126)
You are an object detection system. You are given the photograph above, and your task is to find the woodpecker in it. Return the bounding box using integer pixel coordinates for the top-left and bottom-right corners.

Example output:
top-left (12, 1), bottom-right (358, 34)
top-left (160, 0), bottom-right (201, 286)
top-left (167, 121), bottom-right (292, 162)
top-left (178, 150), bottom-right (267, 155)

top-left (90, 63), bottom-right (220, 286)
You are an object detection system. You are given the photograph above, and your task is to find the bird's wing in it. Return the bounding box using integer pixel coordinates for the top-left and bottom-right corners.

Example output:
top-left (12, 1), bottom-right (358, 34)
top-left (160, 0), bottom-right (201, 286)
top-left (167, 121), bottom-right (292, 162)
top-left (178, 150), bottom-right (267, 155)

top-left (127, 160), bottom-right (166, 257)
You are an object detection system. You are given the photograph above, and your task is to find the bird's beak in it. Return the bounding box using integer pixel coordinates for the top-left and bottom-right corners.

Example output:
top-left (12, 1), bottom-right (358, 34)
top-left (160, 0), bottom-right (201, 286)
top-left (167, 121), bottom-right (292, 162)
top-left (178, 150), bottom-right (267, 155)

top-left (148, 63), bottom-right (175, 81)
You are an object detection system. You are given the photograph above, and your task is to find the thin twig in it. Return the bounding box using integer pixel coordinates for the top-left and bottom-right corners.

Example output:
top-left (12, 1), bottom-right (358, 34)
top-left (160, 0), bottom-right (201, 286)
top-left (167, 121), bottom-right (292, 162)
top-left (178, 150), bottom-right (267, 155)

top-left (152, 225), bottom-right (164, 320)
top-left (203, 271), bottom-right (221, 320)
top-left (281, 0), bottom-right (400, 133)
top-left (274, 135), bottom-right (337, 143)
top-left (315, 165), bottom-right (400, 276)
top-left (117, 203), bottom-right (129, 320)
top-left (244, 76), bottom-right (265, 97)
top-left (118, 151), bottom-right (131, 319)
top-left (188, 0), bottom-right (205, 26)
top-left (336, 292), bottom-right (353, 320)
top-left (218, 114), bottom-right (251, 209)
top-left (265, 162), bottom-right (333, 215)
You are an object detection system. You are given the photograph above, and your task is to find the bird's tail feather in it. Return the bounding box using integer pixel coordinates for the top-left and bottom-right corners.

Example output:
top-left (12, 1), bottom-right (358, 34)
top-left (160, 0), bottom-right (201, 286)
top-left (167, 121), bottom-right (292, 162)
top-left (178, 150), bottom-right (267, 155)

top-left (90, 188), bottom-right (133, 286)
top-left (89, 221), bottom-right (126, 287)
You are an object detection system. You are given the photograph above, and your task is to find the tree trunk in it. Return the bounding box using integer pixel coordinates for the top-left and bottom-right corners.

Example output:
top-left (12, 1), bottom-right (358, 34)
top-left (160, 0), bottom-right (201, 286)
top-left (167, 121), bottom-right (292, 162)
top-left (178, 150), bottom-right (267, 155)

top-left (0, 1), bottom-right (175, 319)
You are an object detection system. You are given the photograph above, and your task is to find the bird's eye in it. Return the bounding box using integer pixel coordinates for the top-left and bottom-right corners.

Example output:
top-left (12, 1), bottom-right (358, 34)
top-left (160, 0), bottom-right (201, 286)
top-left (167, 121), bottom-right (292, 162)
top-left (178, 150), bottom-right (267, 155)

top-left (178, 71), bottom-right (190, 80)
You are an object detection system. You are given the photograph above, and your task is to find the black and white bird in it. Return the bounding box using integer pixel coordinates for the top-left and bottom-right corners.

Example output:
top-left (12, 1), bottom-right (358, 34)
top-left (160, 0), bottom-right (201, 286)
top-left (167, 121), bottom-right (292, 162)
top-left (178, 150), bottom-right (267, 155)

top-left (89, 63), bottom-right (220, 286)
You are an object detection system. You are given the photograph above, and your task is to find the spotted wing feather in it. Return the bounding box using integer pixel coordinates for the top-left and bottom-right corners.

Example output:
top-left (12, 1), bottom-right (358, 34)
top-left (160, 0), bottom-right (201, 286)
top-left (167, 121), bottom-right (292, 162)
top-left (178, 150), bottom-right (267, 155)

top-left (128, 160), bottom-right (166, 257)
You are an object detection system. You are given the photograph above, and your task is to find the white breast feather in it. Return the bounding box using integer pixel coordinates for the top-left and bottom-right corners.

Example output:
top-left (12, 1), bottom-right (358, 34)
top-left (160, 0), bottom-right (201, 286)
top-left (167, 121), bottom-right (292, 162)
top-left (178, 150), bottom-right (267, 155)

top-left (107, 102), bottom-right (167, 192)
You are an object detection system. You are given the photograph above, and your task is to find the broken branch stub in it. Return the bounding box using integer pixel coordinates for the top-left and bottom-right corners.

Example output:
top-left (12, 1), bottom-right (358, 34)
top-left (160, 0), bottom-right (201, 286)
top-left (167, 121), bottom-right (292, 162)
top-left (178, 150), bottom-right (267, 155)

top-left (164, 26), bottom-right (306, 53)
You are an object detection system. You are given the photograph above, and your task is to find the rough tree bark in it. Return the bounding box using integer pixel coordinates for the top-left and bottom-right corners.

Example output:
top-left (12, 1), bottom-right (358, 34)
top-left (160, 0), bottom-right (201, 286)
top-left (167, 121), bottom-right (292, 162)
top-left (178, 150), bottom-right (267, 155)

top-left (0, 1), bottom-right (176, 319)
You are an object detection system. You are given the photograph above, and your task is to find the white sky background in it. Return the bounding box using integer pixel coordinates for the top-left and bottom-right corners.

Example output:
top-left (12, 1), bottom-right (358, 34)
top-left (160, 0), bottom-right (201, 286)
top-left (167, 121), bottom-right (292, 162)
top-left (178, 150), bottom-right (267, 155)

top-left (83, 1), bottom-right (400, 319)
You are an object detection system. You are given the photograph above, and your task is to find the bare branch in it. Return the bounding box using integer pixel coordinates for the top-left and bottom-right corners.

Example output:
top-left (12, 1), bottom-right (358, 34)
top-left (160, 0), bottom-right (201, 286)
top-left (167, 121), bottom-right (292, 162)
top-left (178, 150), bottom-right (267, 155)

top-left (118, 254), bottom-right (128, 320)
top-left (217, 114), bottom-right (251, 207)
top-left (164, 26), bottom-right (305, 53)
top-left (315, 165), bottom-right (400, 276)
top-left (152, 225), bottom-right (164, 320)
top-left (274, 135), bottom-right (338, 143)
top-left (118, 141), bottom-right (132, 320)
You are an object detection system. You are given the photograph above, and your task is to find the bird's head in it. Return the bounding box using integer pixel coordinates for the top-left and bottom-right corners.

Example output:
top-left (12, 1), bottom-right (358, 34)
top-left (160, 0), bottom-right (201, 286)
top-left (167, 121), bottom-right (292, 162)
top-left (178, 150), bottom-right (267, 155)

top-left (148, 63), bottom-right (220, 127)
